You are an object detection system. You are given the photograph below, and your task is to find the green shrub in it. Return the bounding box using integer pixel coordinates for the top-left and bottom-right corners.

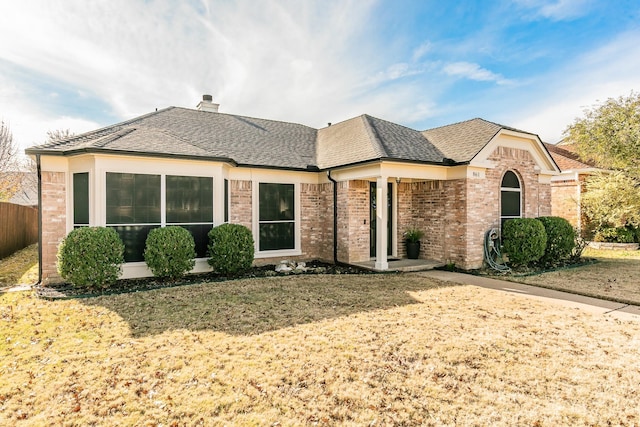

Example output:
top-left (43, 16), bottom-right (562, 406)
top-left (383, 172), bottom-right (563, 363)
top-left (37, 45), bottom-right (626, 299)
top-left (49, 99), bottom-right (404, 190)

top-left (537, 216), bottom-right (576, 265)
top-left (57, 227), bottom-right (124, 288)
top-left (144, 226), bottom-right (196, 279)
top-left (502, 218), bottom-right (547, 267)
top-left (594, 226), bottom-right (636, 243)
top-left (208, 223), bottom-right (255, 275)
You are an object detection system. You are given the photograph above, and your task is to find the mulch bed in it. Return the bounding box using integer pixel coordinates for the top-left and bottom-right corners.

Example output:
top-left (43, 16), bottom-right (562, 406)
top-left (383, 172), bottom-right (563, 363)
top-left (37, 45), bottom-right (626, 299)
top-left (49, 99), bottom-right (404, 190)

top-left (35, 261), bottom-right (373, 300)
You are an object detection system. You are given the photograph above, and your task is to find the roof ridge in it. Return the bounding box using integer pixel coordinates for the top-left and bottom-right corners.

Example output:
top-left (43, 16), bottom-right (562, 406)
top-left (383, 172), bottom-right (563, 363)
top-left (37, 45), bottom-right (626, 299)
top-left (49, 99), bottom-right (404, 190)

top-left (423, 117), bottom-right (487, 132)
top-left (360, 114), bottom-right (387, 157)
top-left (171, 106), bottom-right (318, 131)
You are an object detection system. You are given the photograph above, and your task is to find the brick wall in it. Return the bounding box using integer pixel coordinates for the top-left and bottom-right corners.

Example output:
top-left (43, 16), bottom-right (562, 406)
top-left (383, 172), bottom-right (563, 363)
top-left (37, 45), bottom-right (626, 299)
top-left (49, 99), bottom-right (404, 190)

top-left (41, 171), bottom-right (66, 284)
top-left (336, 180), bottom-right (370, 263)
top-left (551, 179), bottom-right (580, 227)
top-left (300, 182), bottom-right (333, 261)
top-left (230, 180), bottom-right (252, 229)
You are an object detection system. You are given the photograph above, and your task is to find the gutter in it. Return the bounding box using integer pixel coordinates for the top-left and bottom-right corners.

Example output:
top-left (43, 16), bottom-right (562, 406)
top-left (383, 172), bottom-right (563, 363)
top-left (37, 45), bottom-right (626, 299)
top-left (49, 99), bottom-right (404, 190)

top-left (326, 170), bottom-right (338, 264)
top-left (35, 154), bottom-right (42, 285)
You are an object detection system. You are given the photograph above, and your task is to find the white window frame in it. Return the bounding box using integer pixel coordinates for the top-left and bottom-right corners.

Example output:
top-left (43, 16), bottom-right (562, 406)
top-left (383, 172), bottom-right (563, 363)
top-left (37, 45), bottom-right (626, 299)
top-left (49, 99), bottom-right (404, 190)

top-left (500, 170), bottom-right (522, 226)
top-left (253, 181), bottom-right (301, 258)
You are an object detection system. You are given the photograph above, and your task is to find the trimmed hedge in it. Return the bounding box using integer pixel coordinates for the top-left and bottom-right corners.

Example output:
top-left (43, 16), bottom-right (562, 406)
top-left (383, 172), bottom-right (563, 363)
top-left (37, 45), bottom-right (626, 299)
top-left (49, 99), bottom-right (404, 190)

top-left (502, 218), bottom-right (547, 267)
top-left (207, 223), bottom-right (255, 275)
top-left (144, 226), bottom-right (196, 279)
top-left (57, 227), bottom-right (124, 288)
top-left (537, 216), bottom-right (575, 265)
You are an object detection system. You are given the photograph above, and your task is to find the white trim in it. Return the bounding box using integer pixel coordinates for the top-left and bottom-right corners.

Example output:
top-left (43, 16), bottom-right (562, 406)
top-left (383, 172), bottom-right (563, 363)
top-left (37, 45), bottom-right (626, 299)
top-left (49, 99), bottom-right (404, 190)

top-left (500, 170), bottom-right (522, 224)
top-left (471, 130), bottom-right (559, 175)
top-left (253, 181), bottom-right (302, 257)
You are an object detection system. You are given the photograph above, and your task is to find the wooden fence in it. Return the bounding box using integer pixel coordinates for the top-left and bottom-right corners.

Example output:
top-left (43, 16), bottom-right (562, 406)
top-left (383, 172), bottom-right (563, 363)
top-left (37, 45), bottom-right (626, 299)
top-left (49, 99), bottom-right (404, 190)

top-left (0, 202), bottom-right (38, 259)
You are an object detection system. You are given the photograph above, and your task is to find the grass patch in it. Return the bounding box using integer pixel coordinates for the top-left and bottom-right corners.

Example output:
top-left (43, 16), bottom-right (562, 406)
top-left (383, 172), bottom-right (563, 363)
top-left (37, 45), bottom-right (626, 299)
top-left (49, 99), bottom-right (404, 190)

top-left (508, 248), bottom-right (640, 305)
top-left (0, 244), bottom-right (38, 287)
top-left (2, 274), bottom-right (640, 425)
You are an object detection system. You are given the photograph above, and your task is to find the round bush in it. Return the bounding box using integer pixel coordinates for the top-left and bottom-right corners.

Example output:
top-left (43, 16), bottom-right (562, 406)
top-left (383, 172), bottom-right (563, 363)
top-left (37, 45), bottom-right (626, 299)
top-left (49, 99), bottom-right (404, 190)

top-left (537, 216), bottom-right (576, 265)
top-left (144, 226), bottom-right (196, 279)
top-left (207, 223), bottom-right (255, 275)
top-left (502, 218), bottom-right (547, 267)
top-left (57, 227), bottom-right (124, 288)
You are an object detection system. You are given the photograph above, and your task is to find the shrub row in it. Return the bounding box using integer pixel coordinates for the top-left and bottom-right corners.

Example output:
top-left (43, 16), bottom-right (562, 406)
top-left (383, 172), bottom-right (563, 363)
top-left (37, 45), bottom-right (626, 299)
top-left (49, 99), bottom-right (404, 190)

top-left (57, 223), bottom-right (254, 288)
top-left (502, 216), bottom-right (576, 268)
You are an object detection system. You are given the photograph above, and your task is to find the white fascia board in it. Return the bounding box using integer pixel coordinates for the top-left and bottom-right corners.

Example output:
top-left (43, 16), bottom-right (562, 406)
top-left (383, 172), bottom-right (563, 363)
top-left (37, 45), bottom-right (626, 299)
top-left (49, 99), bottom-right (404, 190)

top-left (472, 130), bottom-right (560, 175)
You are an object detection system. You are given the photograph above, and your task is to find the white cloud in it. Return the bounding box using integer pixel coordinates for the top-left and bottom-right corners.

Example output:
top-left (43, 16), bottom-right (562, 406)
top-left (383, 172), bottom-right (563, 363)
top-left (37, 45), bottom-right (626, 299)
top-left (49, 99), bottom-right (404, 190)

top-left (412, 41), bottom-right (432, 62)
top-left (442, 62), bottom-right (512, 85)
top-left (514, 0), bottom-right (593, 21)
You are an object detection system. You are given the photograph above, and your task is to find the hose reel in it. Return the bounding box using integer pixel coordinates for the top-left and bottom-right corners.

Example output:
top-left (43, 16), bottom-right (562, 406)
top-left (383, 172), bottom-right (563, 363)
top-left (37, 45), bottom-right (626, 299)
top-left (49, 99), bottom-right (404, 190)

top-left (484, 228), bottom-right (510, 272)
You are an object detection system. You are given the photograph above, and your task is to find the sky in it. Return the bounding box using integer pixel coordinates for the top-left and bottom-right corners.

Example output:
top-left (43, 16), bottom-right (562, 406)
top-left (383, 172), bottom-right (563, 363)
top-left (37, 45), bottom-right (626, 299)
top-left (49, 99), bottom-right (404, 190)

top-left (1, 0), bottom-right (639, 158)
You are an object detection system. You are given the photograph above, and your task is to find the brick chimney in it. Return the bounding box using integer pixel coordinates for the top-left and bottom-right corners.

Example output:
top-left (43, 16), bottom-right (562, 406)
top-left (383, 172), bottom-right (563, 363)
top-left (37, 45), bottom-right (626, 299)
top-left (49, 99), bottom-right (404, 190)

top-left (196, 94), bottom-right (219, 112)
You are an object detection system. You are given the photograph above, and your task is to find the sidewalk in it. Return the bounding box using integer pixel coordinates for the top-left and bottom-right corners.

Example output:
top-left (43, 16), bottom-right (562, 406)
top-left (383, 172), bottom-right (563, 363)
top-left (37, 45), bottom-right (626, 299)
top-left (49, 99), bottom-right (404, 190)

top-left (417, 270), bottom-right (640, 322)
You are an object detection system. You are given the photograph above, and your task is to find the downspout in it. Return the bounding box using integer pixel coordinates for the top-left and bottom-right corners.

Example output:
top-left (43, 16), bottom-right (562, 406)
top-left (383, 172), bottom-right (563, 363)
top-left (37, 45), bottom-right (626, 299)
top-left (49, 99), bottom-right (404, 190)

top-left (35, 154), bottom-right (43, 285)
top-left (327, 170), bottom-right (338, 264)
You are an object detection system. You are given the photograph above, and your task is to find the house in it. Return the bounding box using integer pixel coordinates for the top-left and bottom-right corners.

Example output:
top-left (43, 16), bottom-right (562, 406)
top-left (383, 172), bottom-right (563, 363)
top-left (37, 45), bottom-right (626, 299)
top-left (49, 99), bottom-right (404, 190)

top-left (26, 95), bottom-right (559, 283)
top-left (545, 141), bottom-right (600, 233)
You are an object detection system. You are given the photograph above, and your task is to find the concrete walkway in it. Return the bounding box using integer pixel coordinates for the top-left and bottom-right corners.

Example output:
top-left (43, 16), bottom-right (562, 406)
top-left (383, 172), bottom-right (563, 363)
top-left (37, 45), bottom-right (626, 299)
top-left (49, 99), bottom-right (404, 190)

top-left (417, 270), bottom-right (640, 322)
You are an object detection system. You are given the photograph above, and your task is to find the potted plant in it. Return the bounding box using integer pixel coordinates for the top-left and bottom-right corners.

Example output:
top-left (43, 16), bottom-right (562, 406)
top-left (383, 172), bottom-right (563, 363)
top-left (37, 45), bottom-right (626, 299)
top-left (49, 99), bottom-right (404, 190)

top-left (404, 227), bottom-right (424, 259)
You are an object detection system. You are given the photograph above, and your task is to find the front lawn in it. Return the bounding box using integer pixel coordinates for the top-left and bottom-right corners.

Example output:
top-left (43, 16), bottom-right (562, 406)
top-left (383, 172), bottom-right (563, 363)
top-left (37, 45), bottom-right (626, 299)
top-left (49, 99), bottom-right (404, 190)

top-left (2, 274), bottom-right (639, 425)
top-left (509, 248), bottom-right (640, 305)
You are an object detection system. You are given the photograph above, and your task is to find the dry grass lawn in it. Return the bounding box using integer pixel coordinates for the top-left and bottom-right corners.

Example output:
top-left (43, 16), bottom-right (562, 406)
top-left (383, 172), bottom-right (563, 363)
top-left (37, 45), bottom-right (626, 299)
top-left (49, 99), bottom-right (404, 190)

top-left (510, 248), bottom-right (640, 305)
top-left (0, 244), bottom-right (39, 287)
top-left (2, 274), bottom-right (640, 426)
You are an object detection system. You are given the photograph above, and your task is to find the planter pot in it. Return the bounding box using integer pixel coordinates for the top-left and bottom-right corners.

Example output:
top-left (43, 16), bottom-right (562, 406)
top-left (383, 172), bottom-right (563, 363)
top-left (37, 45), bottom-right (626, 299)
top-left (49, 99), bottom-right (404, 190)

top-left (406, 241), bottom-right (421, 259)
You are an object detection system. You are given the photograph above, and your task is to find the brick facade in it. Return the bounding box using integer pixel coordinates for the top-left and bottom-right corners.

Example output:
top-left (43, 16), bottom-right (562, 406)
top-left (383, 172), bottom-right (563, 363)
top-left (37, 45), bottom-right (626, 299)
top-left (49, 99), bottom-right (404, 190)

top-left (229, 179), bottom-right (252, 229)
top-left (551, 178), bottom-right (581, 228)
top-left (41, 171), bottom-right (66, 284)
top-left (39, 147), bottom-right (552, 282)
top-left (397, 147), bottom-right (552, 270)
top-left (335, 180), bottom-right (370, 263)
top-left (300, 183), bottom-right (334, 261)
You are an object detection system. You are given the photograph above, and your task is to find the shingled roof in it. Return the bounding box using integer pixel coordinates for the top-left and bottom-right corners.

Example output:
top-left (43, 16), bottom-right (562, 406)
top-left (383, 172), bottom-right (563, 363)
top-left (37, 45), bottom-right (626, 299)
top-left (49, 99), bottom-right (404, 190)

top-left (26, 107), bottom-right (541, 170)
top-left (544, 142), bottom-right (595, 171)
top-left (316, 114), bottom-right (445, 169)
top-left (28, 107), bottom-right (319, 169)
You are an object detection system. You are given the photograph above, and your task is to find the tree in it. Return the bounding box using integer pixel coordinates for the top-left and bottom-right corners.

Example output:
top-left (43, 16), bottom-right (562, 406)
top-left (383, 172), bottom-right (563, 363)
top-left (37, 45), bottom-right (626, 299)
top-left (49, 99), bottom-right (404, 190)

top-left (563, 91), bottom-right (640, 176)
top-left (46, 129), bottom-right (75, 143)
top-left (581, 171), bottom-right (640, 230)
top-left (0, 120), bottom-right (21, 201)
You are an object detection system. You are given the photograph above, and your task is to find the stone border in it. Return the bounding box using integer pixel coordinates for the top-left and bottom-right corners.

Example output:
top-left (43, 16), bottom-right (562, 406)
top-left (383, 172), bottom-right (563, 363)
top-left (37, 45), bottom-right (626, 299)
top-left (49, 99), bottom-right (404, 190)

top-left (588, 242), bottom-right (639, 251)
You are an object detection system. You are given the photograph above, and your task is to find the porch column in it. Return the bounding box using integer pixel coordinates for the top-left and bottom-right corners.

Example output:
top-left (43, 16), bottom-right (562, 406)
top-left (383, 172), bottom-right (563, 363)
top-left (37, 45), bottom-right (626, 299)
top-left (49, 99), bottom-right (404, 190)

top-left (375, 176), bottom-right (389, 270)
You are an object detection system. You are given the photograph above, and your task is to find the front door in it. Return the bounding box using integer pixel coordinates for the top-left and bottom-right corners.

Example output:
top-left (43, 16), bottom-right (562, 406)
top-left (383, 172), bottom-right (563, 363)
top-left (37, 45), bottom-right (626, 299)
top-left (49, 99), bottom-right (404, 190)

top-left (370, 182), bottom-right (393, 257)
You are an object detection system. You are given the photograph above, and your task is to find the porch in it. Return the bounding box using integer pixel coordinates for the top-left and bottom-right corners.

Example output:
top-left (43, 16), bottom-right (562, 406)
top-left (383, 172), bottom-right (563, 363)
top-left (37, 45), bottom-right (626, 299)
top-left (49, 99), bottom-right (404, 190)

top-left (353, 258), bottom-right (444, 272)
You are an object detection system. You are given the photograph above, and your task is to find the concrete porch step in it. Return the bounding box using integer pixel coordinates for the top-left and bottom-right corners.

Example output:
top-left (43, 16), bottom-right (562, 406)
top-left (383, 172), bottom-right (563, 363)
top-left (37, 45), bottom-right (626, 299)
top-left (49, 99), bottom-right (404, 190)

top-left (353, 259), bottom-right (444, 272)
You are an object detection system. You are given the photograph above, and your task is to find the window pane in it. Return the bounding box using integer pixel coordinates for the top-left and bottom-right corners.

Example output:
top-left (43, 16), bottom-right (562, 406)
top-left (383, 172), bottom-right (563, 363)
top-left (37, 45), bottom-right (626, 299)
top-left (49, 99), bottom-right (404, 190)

top-left (166, 176), bottom-right (213, 223)
top-left (180, 224), bottom-right (213, 258)
top-left (259, 222), bottom-right (295, 251)
top-left (501, 191), bottom-right (521, 217)
top-left (259, 183), bottom-right (294, 221)
top-left (106, 173), bottom-right (161, 224)
top-left (73, 173), bottom-right (89, 225)
top-left (501, 171), bottom-right (520, 188)
top-left (110, 225), bottom-right (159, 262)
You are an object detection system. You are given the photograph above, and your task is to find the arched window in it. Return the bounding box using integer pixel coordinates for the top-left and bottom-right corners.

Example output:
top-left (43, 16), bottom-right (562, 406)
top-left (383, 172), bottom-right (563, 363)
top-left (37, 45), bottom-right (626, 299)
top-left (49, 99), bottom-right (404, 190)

top-left (500, 170), bottom-right (521, 229)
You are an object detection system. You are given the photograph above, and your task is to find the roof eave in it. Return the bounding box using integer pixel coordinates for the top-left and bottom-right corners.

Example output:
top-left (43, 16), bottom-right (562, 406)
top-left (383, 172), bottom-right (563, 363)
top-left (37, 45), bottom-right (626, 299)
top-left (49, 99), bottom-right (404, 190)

top-left (24, 147), bottom-right (238, 166)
